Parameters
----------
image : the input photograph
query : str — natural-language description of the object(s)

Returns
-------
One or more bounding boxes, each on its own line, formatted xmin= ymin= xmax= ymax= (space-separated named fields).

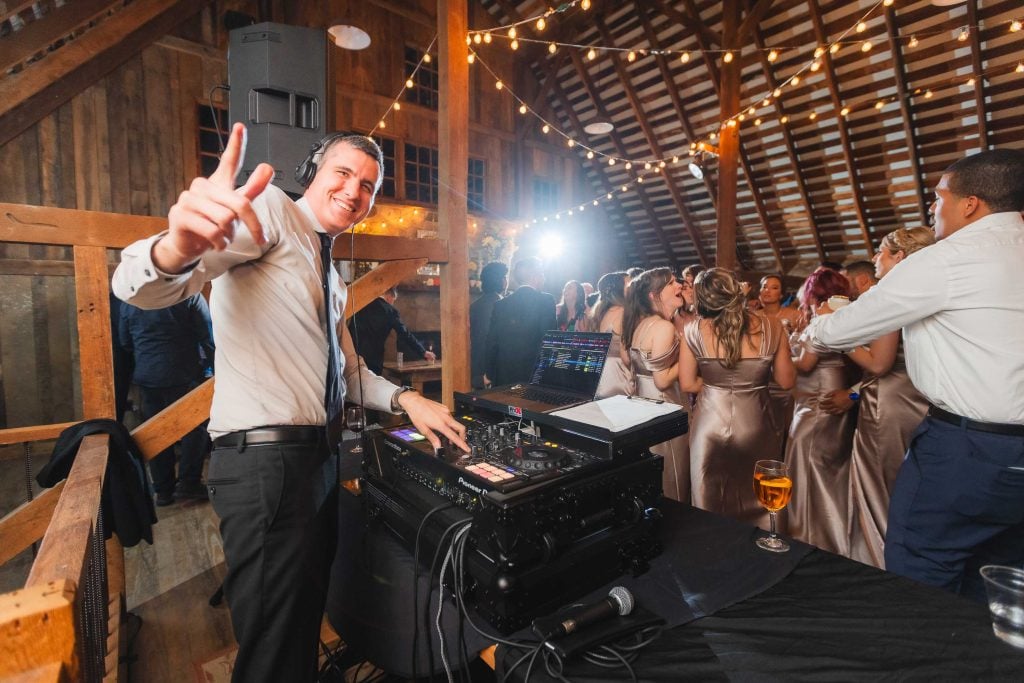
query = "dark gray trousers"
xmin=208 ymin=436 xmax=338 ymax=683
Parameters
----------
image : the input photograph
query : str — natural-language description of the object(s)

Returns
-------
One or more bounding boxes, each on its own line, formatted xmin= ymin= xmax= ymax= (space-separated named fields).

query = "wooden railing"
xmin=0 ymin=201 xmax=435 ymax=679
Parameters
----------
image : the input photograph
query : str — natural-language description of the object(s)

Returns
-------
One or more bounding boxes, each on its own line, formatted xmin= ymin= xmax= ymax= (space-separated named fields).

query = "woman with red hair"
xmin=785 ymin=268 xmax=857 ymax=555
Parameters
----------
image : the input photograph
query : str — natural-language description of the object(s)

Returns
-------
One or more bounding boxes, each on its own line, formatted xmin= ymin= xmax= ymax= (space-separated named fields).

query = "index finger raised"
xmin=209 ymin=122 xmax=247 ymax=188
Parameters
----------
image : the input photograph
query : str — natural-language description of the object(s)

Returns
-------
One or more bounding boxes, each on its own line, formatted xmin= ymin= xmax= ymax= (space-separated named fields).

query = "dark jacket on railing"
xmin=37 ymin=419 xmax=157 ymax=547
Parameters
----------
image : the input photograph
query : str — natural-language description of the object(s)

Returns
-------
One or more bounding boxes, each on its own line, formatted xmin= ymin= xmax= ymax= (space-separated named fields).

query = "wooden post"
xmin=716 ymin=0 xmax=741 ymax=271
xmin=437 ymin=0 xmax=470 ymax=407
xmin=73 ymin=246 xmax=115 ymax=420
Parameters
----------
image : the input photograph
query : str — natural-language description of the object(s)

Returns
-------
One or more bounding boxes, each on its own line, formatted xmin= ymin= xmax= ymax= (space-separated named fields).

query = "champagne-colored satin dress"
xmin=684 ymin=316 xmax=780 ymax=527
xmin=785 ymin=341 xmax=856 ymax=555
xmin=847 ymin=345 xmax=929 ymax=567
xmin=595 ymin=328 xmax=634 ymax=399
xmin=629 ymin=321 xmax=689 ymax=503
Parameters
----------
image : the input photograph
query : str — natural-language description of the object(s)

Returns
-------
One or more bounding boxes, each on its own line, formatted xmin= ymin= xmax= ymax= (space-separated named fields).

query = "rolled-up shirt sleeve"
xmin=807 ymin=249 xmax=950 ymax=352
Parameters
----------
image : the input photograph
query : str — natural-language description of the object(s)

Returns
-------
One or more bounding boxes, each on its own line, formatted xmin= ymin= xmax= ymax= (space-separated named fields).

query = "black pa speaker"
xmin=228 ymin=22 xmax=326 ymax=195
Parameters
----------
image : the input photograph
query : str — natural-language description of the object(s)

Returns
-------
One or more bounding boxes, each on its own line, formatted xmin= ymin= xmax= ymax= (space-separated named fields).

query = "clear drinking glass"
xmin=753 ymin=459 xmax=793 ymax=553
xmin=346 ymin=406 xmax=365 ymax=454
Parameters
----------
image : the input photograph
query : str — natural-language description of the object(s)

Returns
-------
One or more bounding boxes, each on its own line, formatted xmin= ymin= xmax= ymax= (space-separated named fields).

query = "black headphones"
xmin=293 ymin=131 xmax=352 ymax=188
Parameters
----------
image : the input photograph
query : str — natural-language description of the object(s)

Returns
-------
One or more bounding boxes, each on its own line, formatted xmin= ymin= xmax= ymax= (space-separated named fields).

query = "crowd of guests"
xmin=470 ymin=244 xmax=933 ymax=564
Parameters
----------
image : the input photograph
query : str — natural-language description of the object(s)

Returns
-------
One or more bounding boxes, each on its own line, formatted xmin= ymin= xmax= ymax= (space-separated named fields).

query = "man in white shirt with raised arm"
xmin=113 ymin=123 xmax=468 ymax=682
xmin=805 ymin=149 xmax=1024 ymax=602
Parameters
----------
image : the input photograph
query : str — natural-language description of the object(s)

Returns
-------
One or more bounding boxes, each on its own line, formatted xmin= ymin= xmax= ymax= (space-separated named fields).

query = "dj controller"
xmin=361 ymin=404 xmax=683 ymax=632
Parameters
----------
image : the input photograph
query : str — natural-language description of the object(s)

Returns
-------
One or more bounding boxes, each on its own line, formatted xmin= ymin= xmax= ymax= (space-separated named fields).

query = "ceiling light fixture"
xmin=327 ymin=23 xmax=371 ymax=50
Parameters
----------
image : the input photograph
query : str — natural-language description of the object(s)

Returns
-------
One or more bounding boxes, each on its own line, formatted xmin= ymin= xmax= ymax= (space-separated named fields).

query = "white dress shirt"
xmin=806 ymin=211 xmax=1024 ymax=424
xmin=112 ymin=183 xmax=398 ymax=437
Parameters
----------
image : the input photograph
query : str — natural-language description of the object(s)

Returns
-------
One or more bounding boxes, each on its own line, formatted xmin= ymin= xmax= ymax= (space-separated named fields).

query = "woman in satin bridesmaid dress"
xmin=622 ymin=268 xmax=690 ymax=502
xmin=845 ymin=227 xmax=935 ymax=567
xmin=786 ymin=268 xmax=857 ymax=554
xmin=679 ymin=268 xmax=795 ymax=525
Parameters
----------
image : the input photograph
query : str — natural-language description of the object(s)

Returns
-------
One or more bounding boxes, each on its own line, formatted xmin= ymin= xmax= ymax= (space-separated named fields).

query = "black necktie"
xmin=319 ymin=232 xmax=344 ymax=454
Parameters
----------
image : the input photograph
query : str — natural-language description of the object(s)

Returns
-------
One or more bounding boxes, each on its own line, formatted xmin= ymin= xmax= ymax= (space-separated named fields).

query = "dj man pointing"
xmin=113 ymin=123 xmax=468 ymax=682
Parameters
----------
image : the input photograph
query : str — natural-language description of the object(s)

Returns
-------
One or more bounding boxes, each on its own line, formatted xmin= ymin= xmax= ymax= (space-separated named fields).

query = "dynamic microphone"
xmin=531 ymin=586 xmax=635 ymax=640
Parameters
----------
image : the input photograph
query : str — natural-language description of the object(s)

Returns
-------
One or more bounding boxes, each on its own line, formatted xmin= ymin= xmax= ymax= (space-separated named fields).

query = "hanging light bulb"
xmin=473 ymin=33 xmax=482 ymax=44
xmin=791 ymin=74 xmax=801 ymax=85
xmin=537 ymin=17 xmax=546 ymax=31
xmin=511 ymin=39 xmax=519 ymax=50
xmin=593 ymin=199 xmax=599 ymax=206
xmin=747 ymin=106 xmax=756 ymax=115
xmin=582 ymin=0 xmax=592 ymax=9
xmin=830 ymin=43 xmax=840 ymax=54
xmin=567 ymin=138 xmax=575 ymax=147
xmin=680 ymin=51 xmax=690 ymax=63
xmin=958 ymin=27 xmax=969 ymax=42
xmin=608 ymin=158 xmax=616 ymax=166
xmin=924 ymin=89 xmax=933 ymax=98
xmin=672 ymin=155 xmax=679 ymax=164
xmin=465 ymin=35 xmax=471 ymax=46
xmin=723 ymin=51 xmax=734 ymax=63
xmin=379 ymin=120 xmax=386 ymax=129
xmin=607 ymin=193 xmax=612 ymax=199
xmin=810 ymin=60 xmax=821 ymax=72
xmin=727 ymin=119 xmax=737 ymax=128
xmin=1011 ymin=20 xmax=1022 ymax=33
xmin=908 ymin=35 xmax=919 ymax=48
xmin=659 ymin=160 xmax=667 ymax=168
xmin=393 ymin=102 xmax=401 ymax=111
xmin=1017 ymin=61 xmax=1024 ymax=73
xmin=644 ymin=161 xmax=652 ymax=170
xmin=773 ymin=87 xmax=782 ymax=97
xmin=779 ymin=115 xmax=789 ymax=124
xmin=875 ymin=100 xmax=885 ymax=110
xmin=467 ymin=53 xmax=475 ymax=64
xmin=423 ymin=53 xmax=431 ymax=63
xmin=625 ymin=161 xmax=633 ymax=170
xmin=856 ymin=21 xmax=867 ymax=33
xmin=542 ymin=124 xmax=550 ymax=134
xmin=587 ymin=47 xmax=597 ymax=61
xmin=883 ymin=0 xmax=893 ymax=5
xmin=967 ymin=76 xmax=976 ymax=86
xmin=754 ymin=118 xmax=762 ymax=126
xmin=809 ymin=111 xmax=817 ymax=120
xmin=494 ymin=80 xmax=503 ymax=91
xmin=483 ymin=32 xmax=492 ymax=44
xmin=767 ymin=49 xmax=778 ymax=62
xmin=621 ymin=185 xmax=627 ymax=192
xmin=508 ymin=27 xmax=517 ymax=39
xmin=628 ymin=50 xmax=637 ymax=62
xmin=405 ymin=78 xmax=415 ymax=88
xmin=861 ymin=40 xmax=872 ymax=52
xmin=709 ymin=131 xmax=718 ymax=140
xmin=519 ymin=103 xmax=527 ymax=114
xmin=840 ymin=106 xmax=850 ymax=116
xmin=763 ymin=97 xmax=771 ymax=106
xmin=548 ymin=42 xmax=557 ymax=54
xmin=586 ymin=150 xmax=594 ymax=159
xmin=637 ymin=175 xmax=644 ymax=183
xmin=738 ymin=113 xmax=746 ymax=121
xmin=814 ymin=46 xmax=825 ymax=59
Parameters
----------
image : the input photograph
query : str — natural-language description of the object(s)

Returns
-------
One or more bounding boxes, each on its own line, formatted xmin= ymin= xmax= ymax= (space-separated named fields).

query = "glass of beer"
xmin=754 ymin=459 xmax=792 ymax=553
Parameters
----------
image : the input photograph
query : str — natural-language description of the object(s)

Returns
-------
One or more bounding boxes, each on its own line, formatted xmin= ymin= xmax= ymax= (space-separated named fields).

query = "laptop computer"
xmin=467 ymin=331 xmax=613 ymax=417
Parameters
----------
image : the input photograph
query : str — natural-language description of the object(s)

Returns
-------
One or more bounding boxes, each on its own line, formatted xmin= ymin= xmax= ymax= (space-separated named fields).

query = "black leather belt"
xmin=928 ymin=406 xmax=1024 ymax=437
xmin=213 ymin=426 xmax=323 ymax=449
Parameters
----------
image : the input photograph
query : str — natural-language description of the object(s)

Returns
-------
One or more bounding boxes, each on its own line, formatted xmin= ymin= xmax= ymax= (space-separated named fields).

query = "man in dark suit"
xmin=470 ymin=262 xmax=508 ymax=388
xmin=484 ymin=257 xmax=556 ymax=387
xmin=349 ymin=287 xmax=434 ymax=375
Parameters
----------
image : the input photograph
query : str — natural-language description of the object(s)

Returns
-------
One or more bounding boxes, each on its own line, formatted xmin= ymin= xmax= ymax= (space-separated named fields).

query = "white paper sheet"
xmin=550 ymin=395 xmax=683 ymax=432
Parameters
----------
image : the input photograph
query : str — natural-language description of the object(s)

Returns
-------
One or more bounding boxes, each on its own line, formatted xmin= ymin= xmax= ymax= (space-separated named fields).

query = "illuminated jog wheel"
xmin=507 ymin=447 xmax=568 ymax=472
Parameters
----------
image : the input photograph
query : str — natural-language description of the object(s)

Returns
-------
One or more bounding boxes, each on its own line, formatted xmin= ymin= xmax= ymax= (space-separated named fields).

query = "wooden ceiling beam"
xmin=649 ymin=0 xmax=723 ymax=48
xmin=671 ymin=1 xmax=785 ymax=271
xmin=965 ymin=0 xmax=990 ymax=149
xmin=883 ymin=4 xmax=929 ymax=228
xmin=735 ymin=0 xmax=775 ymax=44
xmin=593 ymin=16 xmax=709 ymax=268
xmin=0 ymin=0 xmax=122 ymax=75
xmin=751 ymin=25 xmax=826 ymax=263
xmin=807 ymin=0 xmax=874 ymax=254
xmin=566 ymin=49 xmax=681 ymax=269
xmin=548 ymin=78 xmax=652 ymax=266
xmin=0 ymin=0 xmax=212 ymax=148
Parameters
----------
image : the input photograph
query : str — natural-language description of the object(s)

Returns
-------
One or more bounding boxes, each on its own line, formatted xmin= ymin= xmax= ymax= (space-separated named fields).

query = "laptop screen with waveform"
xmin=529 ymin=331 xmax=612 ymax=397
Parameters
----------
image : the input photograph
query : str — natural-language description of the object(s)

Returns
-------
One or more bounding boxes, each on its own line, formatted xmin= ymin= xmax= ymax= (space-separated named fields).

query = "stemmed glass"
xmin=346 ymin=406 xmax=366 ymax=454
xmin=753 ymin=459 xmax=793 ymax=553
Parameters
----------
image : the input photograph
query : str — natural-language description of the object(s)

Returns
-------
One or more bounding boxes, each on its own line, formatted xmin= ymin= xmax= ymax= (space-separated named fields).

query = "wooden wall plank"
xmin=0 ymin=481 xmax=66 ymax=566
xmin=72 ymin=247 xmax=115 ymax=420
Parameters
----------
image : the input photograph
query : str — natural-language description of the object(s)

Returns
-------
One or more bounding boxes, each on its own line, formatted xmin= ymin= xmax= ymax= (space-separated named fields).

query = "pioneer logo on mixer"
xmin=457 ymin=476 xmax=485 ymax=495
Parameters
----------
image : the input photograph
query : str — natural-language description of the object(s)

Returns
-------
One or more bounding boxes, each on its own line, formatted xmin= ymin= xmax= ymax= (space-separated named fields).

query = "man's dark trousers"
xmin=139 ymin=383 xmax=208 ymax=494
xmin=208 ymin=436 xmax=338 ymax=683
xmin=885 ymin=416 xmax=1024 ymax=602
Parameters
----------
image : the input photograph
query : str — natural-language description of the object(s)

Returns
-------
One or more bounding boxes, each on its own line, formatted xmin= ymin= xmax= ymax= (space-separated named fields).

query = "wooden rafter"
xmin=0 ymin=0 xmax=122 ymax=75
xmin=650 ymin=0 xmax=722 ymax=48
xmin=807 ymin=0 xmax=874 ymax=253
xmin=566 ymin=49 xmax=681 ymax=268
xmin=883 ymin=5 xmax=929 ymax=227
xmin=593 ymin=16 xmax=709 ymax=267
xmin=0 ymin=0 xmax=212 ymax=147
xmin=735 ymin=0 xmax=775 ymax=44
xmin=667 ymin=0 xmax=785 ymax=270
xmin=965 ymin=0 xmax=989 ymax=149
xmin=751 ymin=26 xmax=827 ymax=263
xmin=516 ymin=51 xmax=572 ymax=140
xmin=548 ymin=78 xmax=652 ymax=265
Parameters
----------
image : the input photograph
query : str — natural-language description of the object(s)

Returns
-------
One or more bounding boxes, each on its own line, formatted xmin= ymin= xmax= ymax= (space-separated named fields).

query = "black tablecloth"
xmin=496 ymin=504 xmax=1024 ymax=682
